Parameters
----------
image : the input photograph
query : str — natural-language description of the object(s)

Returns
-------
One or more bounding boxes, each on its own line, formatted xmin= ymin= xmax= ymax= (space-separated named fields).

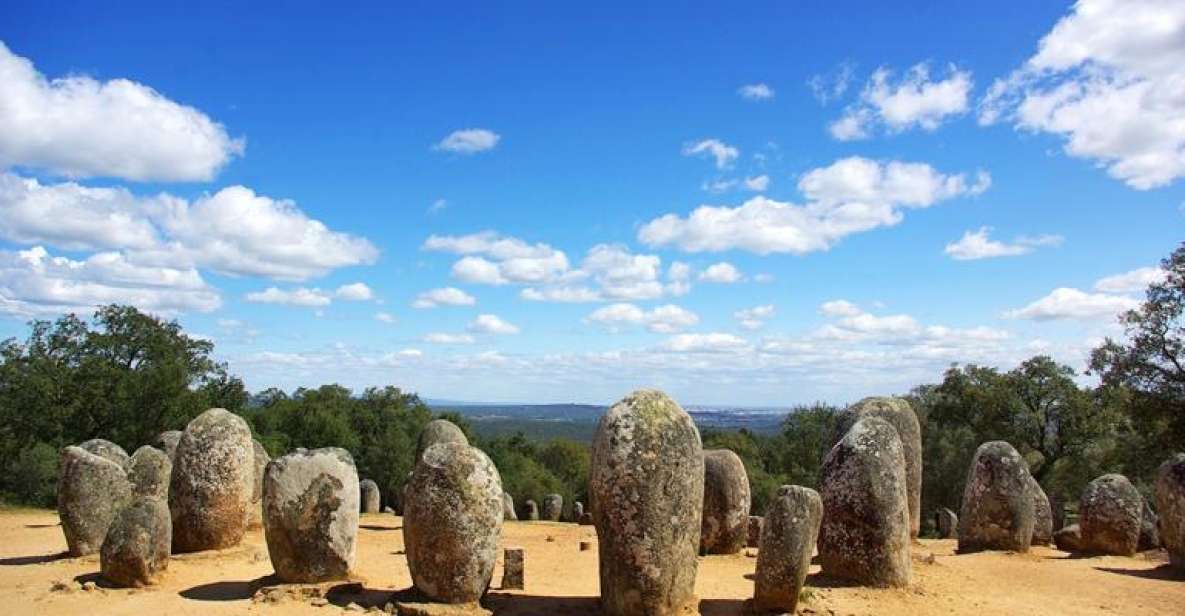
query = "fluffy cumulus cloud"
xmin=423 ymin=332 xmax=475 ymax=345
xmin=433 ymin=128 xmax=500 ymax=154
xmin=699 ymin=262 xmax=743 ymax=283
xmin=245 ymin=286 xmax=332 ymax=307
xmin=819 ymin=299 xmax=863 ymax=317
xmin=1093 ymin=266 xmax=1166 ymax=293
xmin=586 ymin=303 xmax=699 ymax=334
xmin=979 ymin=0 xmax=1185 ymax=189
xmin=738 ymin=83 xmax=775 ymax=100
xmin=412 ymin=287 xmax=476 ymax=309
xmin=639 ymin=157 xmax=990 ymax=254
xmin=374 ymin=312 xmax=396 ymax=324
xmin=467 ymin=313 xmax=520 ymax=335
xmin=424 ymin=231 xmax=569 ymax=285
xmin=0 ymin=42 xmax=243 ymax=182
xmin=1005 ymin=265 xmax=1163 ymax=321
xmin=944 ymin=227 xmax=1063 ymax=260
xmin=659 ymin=332 xmax=750 ymax=353
xmin=734 ymin=304 xmax=775 ymax=330
xmin=334 ymin=282 xmax=374 ymax=301
xmin=682 ymin=138 xmax=739 ymax=169
xmin=830 ymin=63 xmax=972 ymax=140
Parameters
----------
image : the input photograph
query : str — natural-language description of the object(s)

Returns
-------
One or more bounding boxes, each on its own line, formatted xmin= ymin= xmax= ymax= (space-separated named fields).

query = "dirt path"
xmin=1 ymin=509 xmax=1181 ymax=615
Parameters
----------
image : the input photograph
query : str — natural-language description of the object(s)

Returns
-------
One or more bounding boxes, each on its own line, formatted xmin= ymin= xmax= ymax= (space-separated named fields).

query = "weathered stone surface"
xmin=818 ymin=417 xmax=911 ymax=587
xmin=154 ymin=430 xmax=182 ymax=462
xmin=360 ymin=479 xmax=381 ymax=513
xmin=935 ymin=508 xmax=958 ymax=539
xmin=384 ymin=506 xmax=396 ymax=514
xmin=1029 ymin=476 xmax=1053 ymax=546
xmin=128 ymin=445 xmax=171 ymax=500
xmin=1054 ymin=523 xmax=1082 ymax=552
xmin=958 ymin=441 xmax=1034 ymax=553
xmin=747 ymin=516 xmax=763 ymax=548
xmin=1050 ymin=494 xmax=1066 ymax=532
xmin=502 ymin=492 xmax=517 ymax=521
xmin=1156 ymin=453 xmax=1185 ymax=568
xmin=415 ymin=419 xmax=468 ymax=461
xmin=1139 ymin=499 xmax=1160 ymax=551
xmin=501 ymin=548 xmax=524 ymax=590
xmin=590 ymin=389 xmax=704 ymax=616
xmin=263 ymin=447 xmax=360 ymax=583
xmin=79 ymin=438 xmax=130 ymax=469
xmin=404 ymin=443 xmax=503 ymax=603
xmin=834 ymin=396 xmax=923 ymax=539
xmin=701 ymin=449 xmax=751 ymax=554
xmin=100 ymin=496 xmax=171 ymax=587
xmin=251 ymin=440 xmax=270 ymax=528
xmin=541 ymin=494 xmax=563 ymax=521
xmin=1080 ymin=473 xmax=1142 ymax=556
xmin=169 ymin=408 xmax=255 ymax=553
xmin=754 ymin=486 xmax=822 ymax=614
xmin=572 ymin=501 xmax=584 ymax=521
xmin=58 ymin=445 xmax=134 ymax=556
xmin=578 ymin=512 xmax=592 ymax=525
xmin=523 ymin=500 xmax=539 ymax=521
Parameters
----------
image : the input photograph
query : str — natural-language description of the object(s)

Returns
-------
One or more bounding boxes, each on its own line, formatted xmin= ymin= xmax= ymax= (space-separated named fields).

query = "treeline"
xmin=2 ymin=244 xmax=1182 ymax=529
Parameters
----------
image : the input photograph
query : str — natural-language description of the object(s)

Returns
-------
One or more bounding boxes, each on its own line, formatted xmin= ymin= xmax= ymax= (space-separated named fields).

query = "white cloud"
xmin=412 ymin=287 xmax=476 ymax=309
xmin=335 ymin=282 xmax=373 ymax=301
xmin=809 ymin=63 xmax=855 ymax=105
xmin=468 ymin=313 xmax=520 ymax=335
xmin=427 ymin=199 xmax=448 ymax=215
xmin=0 ymin=173 xmax=160 ymax=251
xmin=433 ymin=128 xmax=500 ymax=154
xmin=0 ymin=42 xmax=242 ymax=182
xmin=245 ymin=286 xmax=332 ymax=307
xmin=1004 ymin=287 xmax=1138 ymax=320
xmin=738 ymin=83 xmax=775 ymax=100
xmin=979 ymin=0 xmax=1185 ymax=189
xmin=374 ymin=312 xmax=396 ymax=324
xmin=424 ymin=231 xmax=569 ymax=285
xmin=744 ymin=175 xmax=770 ymax=191
xmin=423 ymin=333 xmax=475 ymax=345
xmin=735 ymin=304 xmax=775 ymax=330
xmin=586 ymin=303 xmax=699 ymax=334
xmin=520 ymin=286 xmax=601 ymax=303
xmin=0 ymin=245 xmax=220 ymax=316
xmin=1094 ymin=266 xmax=1166 ymax=294
xmin=819 ymin=299 xmax=863 ymax=318
xmin=639 ymin=157 xmax=989 ymax=254
xmin=831 ymin=63 xmax=972 ymax=140
xmin=699 ymin=262 xmax=743 ymax=283
xmin=659 ymin=332 xmax=750 ymax=353
xmin=580 ymin=244 xmax=664 ymax=300
xmin=682 ymin=139 xmax=740 ymax=169
xmin=944 ymin=227 xmax=1063 ymax=260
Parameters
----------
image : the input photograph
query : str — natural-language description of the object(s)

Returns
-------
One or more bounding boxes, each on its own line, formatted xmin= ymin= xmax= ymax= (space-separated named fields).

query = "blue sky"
xmin=0 ymin=1 xmax=1182 ymax=405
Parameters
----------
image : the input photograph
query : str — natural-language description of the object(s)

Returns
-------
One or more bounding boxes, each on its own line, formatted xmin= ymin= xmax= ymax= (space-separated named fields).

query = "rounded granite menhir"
xmin=701 ymin=449 xmax=751 ymax=554
xmin=168 ymin=408 xmax=255 ymax=553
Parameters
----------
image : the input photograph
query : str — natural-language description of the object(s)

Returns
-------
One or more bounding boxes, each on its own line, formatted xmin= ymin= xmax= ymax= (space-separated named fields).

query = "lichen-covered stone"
xmin=79 ymin=438 xmax=130 ymax=469
xmin=503 ymin=492 xmax=517 ymax=521
xmin=263 ymin=447 xmax=360 ymax=583
xmin=58 ymin=446 xmax=134 ymax=556
xmin=958 ymin=441 xmax=1034 ymax=553
xmin=754 ymin=486 xmax=822 ymax=614
xmin=404 ymin=443 xmax=503 ymax=603
xmin=589 ymin=389 xmax=704 ymax=616
xmin=747 ymin=516 xmax=763 ymax=548
xmin=523 ymin=500 xmax=539 ymax=521
xmin=1156 ymin=454 xmax=1185 ymax=568
xmin=415 ymin=419 xmax=468 ymax=461
xmin=100 ymin=496 xmax=171 ymax=587
xmin=1139 ymin=498 xmax=1160 ymax=551
xmin=1054 ymin=523 xmax=1082 ymax=551
xmin=541 ymin=493 xmax=563 ymax=521
xmin=501 ymin=548 xmax=524 ymax=590
xmin=834 ymin=396 xmax=922 ymax=538
xmin=935 ymin=508 xmax=957 ymax=539
xmin=250 ymin=440 xmax=270 ymax=528
xmin=701 ymin=449 xmax=751 ymax=554
xmin=153 ymin=430 xmax=182 ymax=462
xmin=128 ymin=445 xmax=171 ymax=500
xmin=168 ymin=408 xmax=255 ymax=552
xmin=360 ymin=479 xmax=381 ymax=513
xmin=1080 ymin=473 xmax=1141 ymax=556
xmin=1029 ymin=476 xmax=1053 ymax=546
xmin=572 ymin=501 xmax=584 ymax=521
xmin=818 ymin=417 xmax=911 ymax=587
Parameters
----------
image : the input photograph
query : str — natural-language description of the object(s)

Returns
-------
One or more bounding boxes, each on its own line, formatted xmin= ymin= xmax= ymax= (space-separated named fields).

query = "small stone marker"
xmin=502 ymin=548 xmax=524 ymax=590
xmin=747 ymin=515 xmax=763 ymax=548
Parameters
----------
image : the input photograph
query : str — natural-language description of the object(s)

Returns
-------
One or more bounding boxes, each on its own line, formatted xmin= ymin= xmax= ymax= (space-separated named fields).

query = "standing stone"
xmin=1050 ymin=494 xmax=1067 ymax=532
xmin=1054 ymin=523 xmax=1082 ymax=552
xmin=1156 ymin=454 xmax=1185 ymax=568
xmin=818 ymin=417 xmax=911 ymax=587
xmin=834 ymin=397 xmax=923 ymax=539
xmin=701 ymin=449 xmax=751 ymax=554
xmin=263 ymin=447 xmax=360 ymax=583
xmin=80 ymin=438 xmax=131 ymax=469
xmin=935 ymin=508 xmax=958 ymax=539
xmin=523 ymin=500 xmax=539 ymax=521
xmin=250 ymin=440 xmax=270 ymax=528
xmin=1139 ymin=499 xmax=1160 ymax=551
xmin=589 ymin=390 xmax=704 ymax=616
xmin=404 ymin=443 xmax=503 ymax=603
xmin=747 ymin=516 xmax=763 ymax=548
xmin=415 ymin=419 xmax=468 ymax=461
xmin=360 ymin=479 xmax=381 ymax=513
xmin=128 ymin=445 xmax=172 ymax=500
xmin=1080 ymin=473 xmax=1142 ymax=556
xmin=100 ymin=496 xmax=171 ymax=587
xmin=1029 ymin=476 xmax=1053 ymax=546
xmin=578 ymin=512 xmax=593 ymax=525
xmin=501 ymin=548 xmax=524 ymax=590
xmin=572 ymin=501 xmax=584 ymax=521
xmin=958 ymin=441 xmax=1034 ymax=553
xmin=153 ymin=430 xmax=182 ymax=462
xmin=58 ymin=446 xmax=134 ymax=556
xmin=541 ymin=494 xmax=563 ymax=521
xmin=754 ymin=486 xmax=822 ymax=614
xmin=168 ymin=408 xmax=255 ymax=553
xmin=503 ymin=492 xmax=518 ymax=521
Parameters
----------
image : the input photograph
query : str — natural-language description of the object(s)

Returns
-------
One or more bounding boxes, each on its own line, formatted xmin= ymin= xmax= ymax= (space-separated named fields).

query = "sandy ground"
xmin=1 ymin=508 xmax=1182 ymax=615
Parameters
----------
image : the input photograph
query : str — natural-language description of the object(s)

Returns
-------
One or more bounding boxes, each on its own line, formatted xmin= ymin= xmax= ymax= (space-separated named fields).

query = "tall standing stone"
xmin=1029 ymin=476 xmax=1053 ymax=546
xmin=168 ymin=408 xmax=254 ymax=553
xmin=523 ymin=499 xmax=539 ymax=521
xmin=80 ymin=438 xmax=131 ymax=469
xmin=415 ymin=419 xmax=468 ymax=461
xmin=58 ymin=446 xmax=134 ymax=556
xmin=958 ymin=441 xmax=1034 ymax=553
xmin=572 ymin=501 xmax=584 ymax=521
xmin=541 ymin=493 xmax=563 ymax=521
xmin=263 ymin=448 xmax=360 ymax=583
xmin=404 ymin=443 xmax=503 ymax=603
xmin=1139 ymin=499 xmax=1160 ymax=551
xmin=154 ymin=430 xmax=182 ymax=462
xmin=250 ymin=440 xmax=270 ymax=528
xmin=747 ymin=516 xmax=763 ymax=548
xmin=754 ymin=486 xmax=822 ymax=614
xmin=1080 ymin=473 xmax=1142 ymax=556
xmin=935 ymin=508 xmax=958 ymax=539
xmin=128 ymin=445 xmax=172 ymax=500
xmin=834 ymin=397 xmax=923 ymax=539
xmin=100 ymin=496 xmax=171 ymax=587
xmin=1156 ymin=454 xmax=1185 ymax=568
xmin=501 ymin=548 xmax=524 ymax=590
xmin=701 ymin=449 xmax=751 ymax=554
xmin=503 ymin=492 xmax=518 ymax=521
xmin=360 ymin=479 xmax=381 ymax=513
xmin=818 ymin=417 xmax=911 ymax=587
xmin=589 ymin=390 xmax=704 ymax=616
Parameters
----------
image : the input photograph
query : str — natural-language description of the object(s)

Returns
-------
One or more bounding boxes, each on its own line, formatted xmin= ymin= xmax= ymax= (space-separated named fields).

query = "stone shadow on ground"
xmin=483 ymin=592 xmax=600 ymax=616
xmin=359 ymin=524 xmax=401 ymax=532
xmin=1095 ymin=565 xmax=1185 ymax=581
xmin=73 ymin=571 xmax=121 ymax=589
xmin=698 ymin=598 xmax=748 ymax=615
xmin=0 ymin=551 xmax=68 ymax=566
xmin=179 ymin=575 xmax=273 ymax=601
xmin=804 ymin=571 xmax=865 ymax=588
xmin=326 ymin=582 xmax=396 ymax=608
